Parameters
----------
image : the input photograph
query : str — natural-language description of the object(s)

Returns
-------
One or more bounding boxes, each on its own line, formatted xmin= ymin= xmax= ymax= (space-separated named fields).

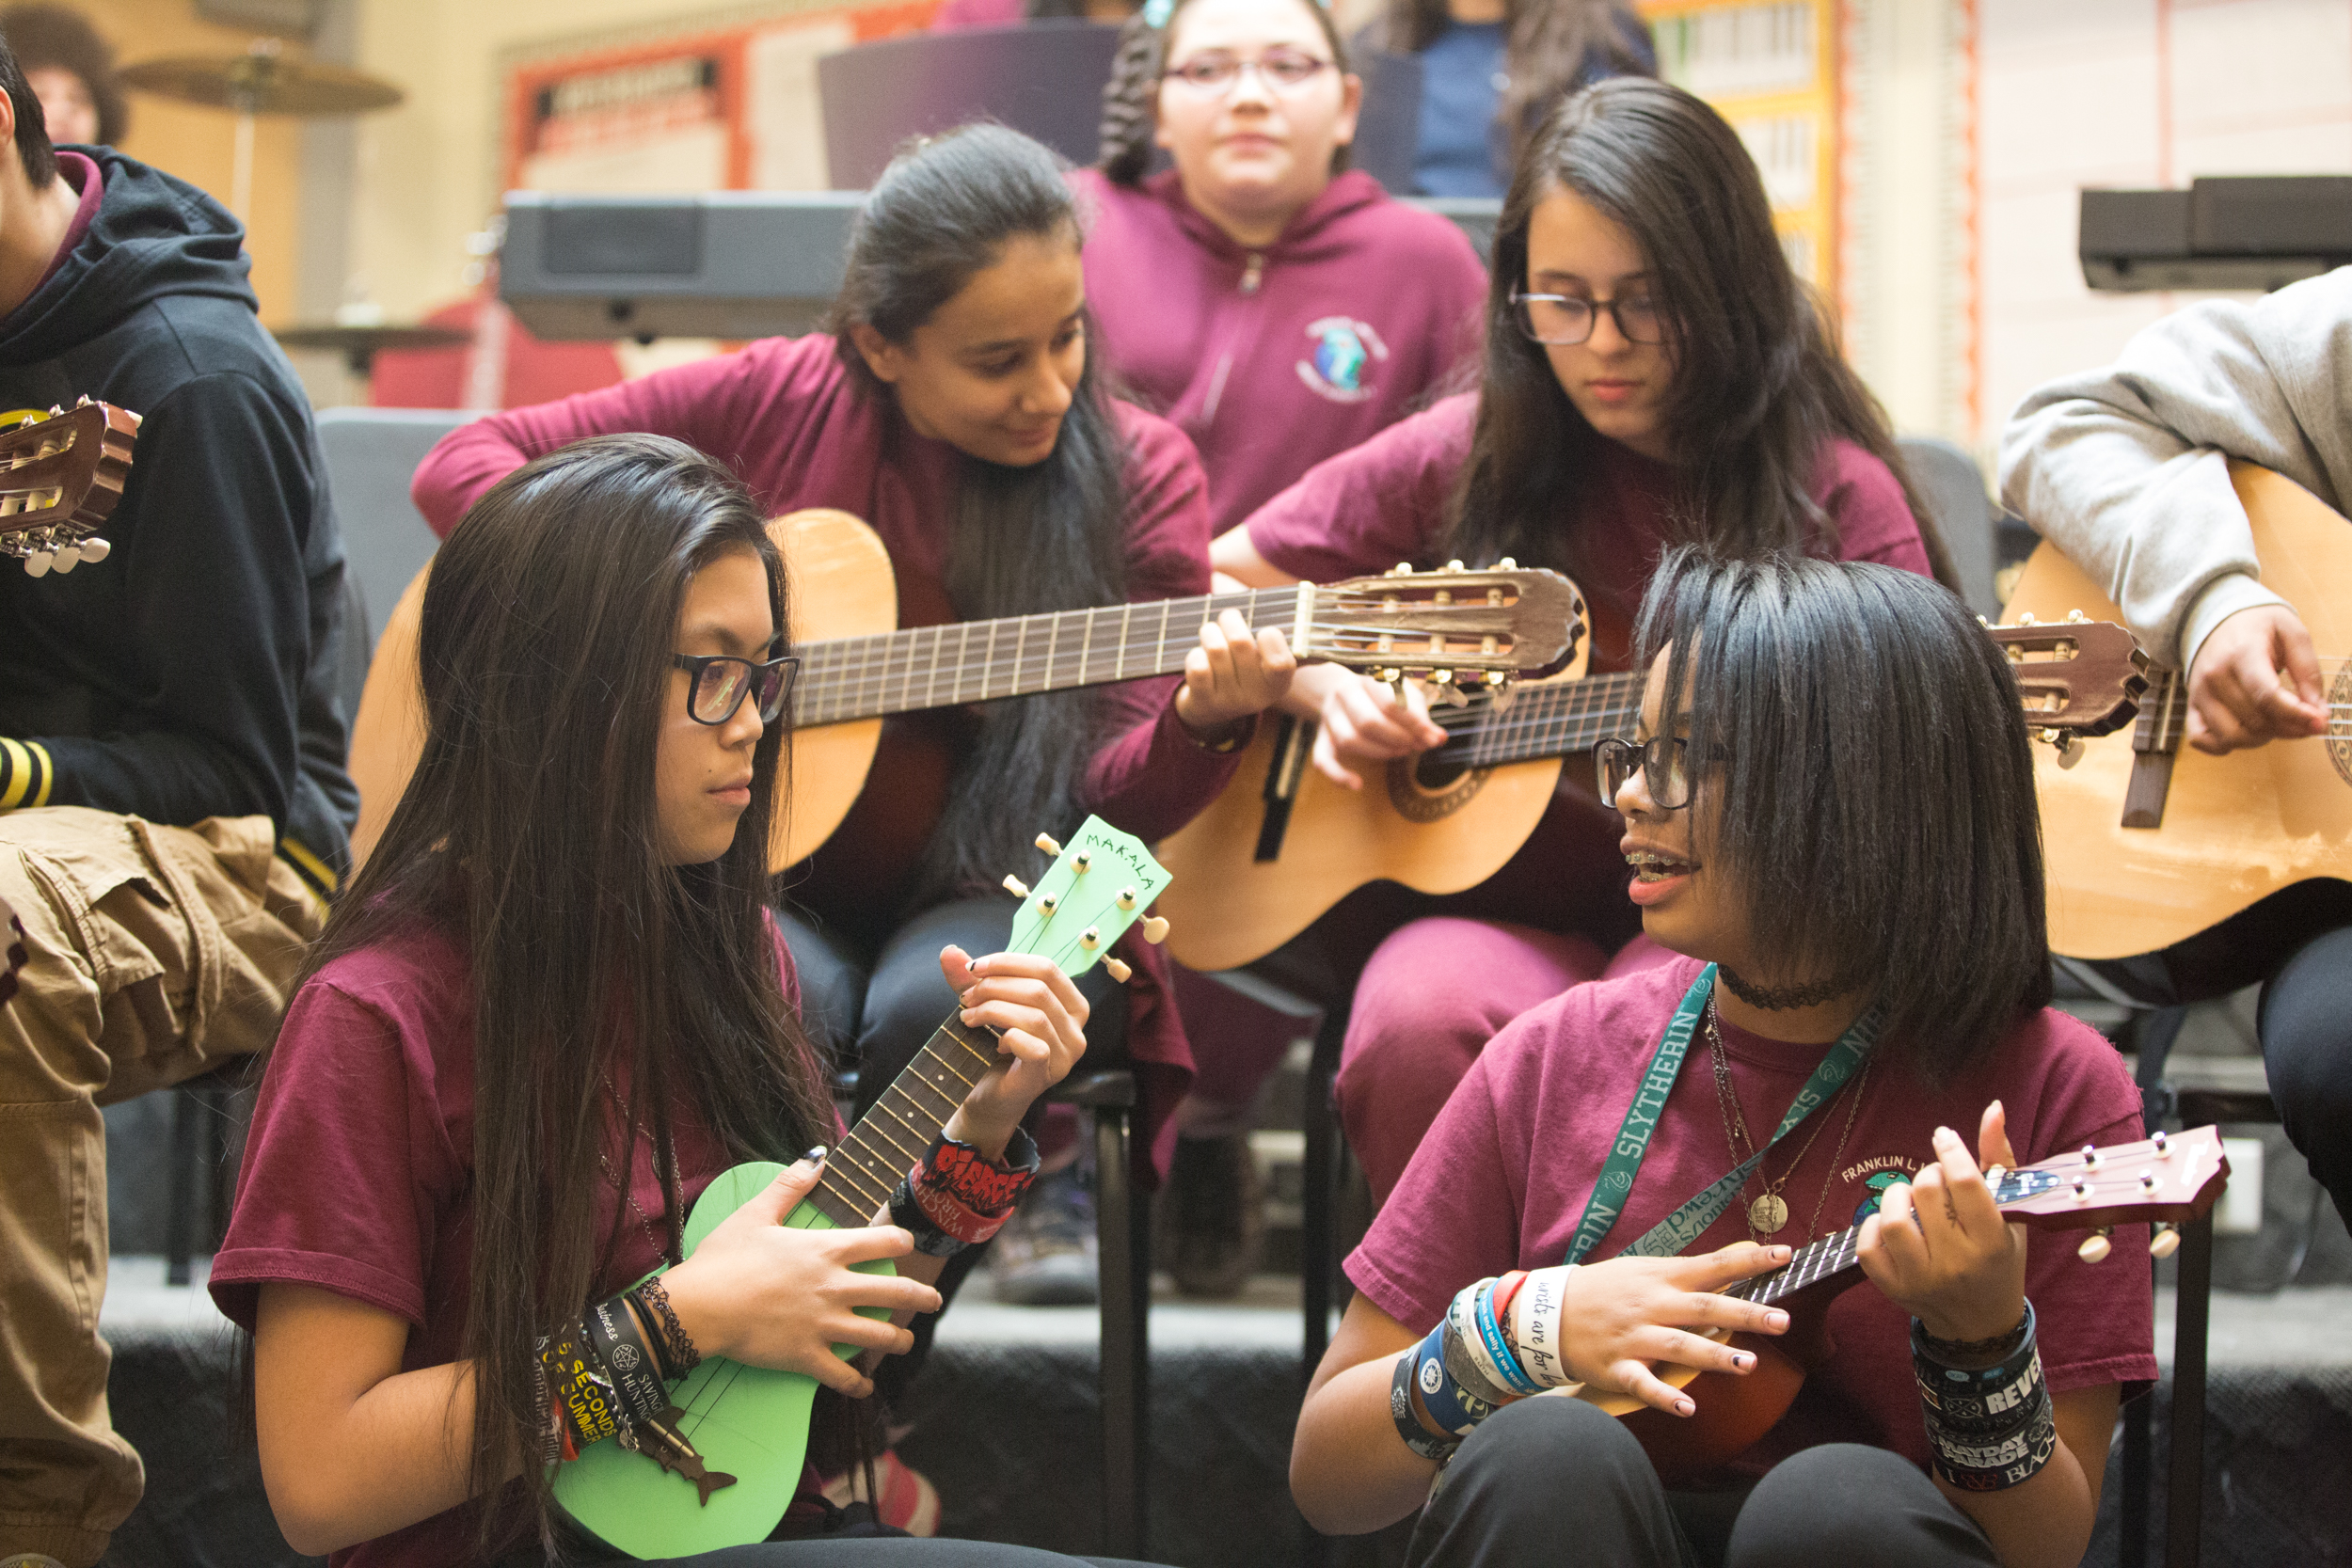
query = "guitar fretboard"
xmin=1422 ymin=668 xmax=1647 ymax=768
xmin=802 ymin=1018 xmax=1006 ymax=1227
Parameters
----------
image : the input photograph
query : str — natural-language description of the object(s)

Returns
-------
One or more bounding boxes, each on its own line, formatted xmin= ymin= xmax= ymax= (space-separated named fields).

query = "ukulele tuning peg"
xmin=1037 ymin=892 xmax=1059 ymax=917
xmin=1080 ymin=926 xmax=1101 ymax=950
xmin=2149 ymin=1224 xmax=2182 ymax=1259
xmin=2078 ymin=1227 xmax=2114 ymax=1264
xmin=1140 ymin=915 xmax=1169 ymax=944
xmin=1003 ymin=874 xmax=1032 ymax=899
xmin=1103 ymin=956 xmax=1133 ymax=984
xmin=1116 ymin=887 xmax=1137 ymax=911
xmin=1072 ymin=851 xmax=1091 ymax=874
xmin=1034 ymin=832 xmax=1062 ymax=856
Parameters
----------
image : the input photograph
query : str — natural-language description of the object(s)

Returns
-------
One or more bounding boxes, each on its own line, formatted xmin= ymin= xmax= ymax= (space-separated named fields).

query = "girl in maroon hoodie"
xmin=411 ymin=127 xmax=1294 ymax=1385
xmin=1078 ymin=0 xmax=1489 ymax=539
xmin=1211 ymin=79 xmax=1956 ymax=1212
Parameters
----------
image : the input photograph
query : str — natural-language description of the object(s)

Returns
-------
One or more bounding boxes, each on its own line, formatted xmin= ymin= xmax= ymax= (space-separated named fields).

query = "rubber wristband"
xmin=1510 ymin=1266 xmax=1583 ymax=1393
xmin=586 ymin=1292 xmax=669 ymax=1426
xmin=1440 ymin=1300 xmax=1518 ymax=1407
xmin=1472 ymin=1277 xmax=1544 ymax=1396
xmin=1390 ymin=1351 xmax=1459 ymax=1462
xmin=1445 ymin=1282 xmax=1517 ymax=1401
xmin=543 ymin=1322 xmax=619 ymax=1447
xmin=1489 ymin=1270 xmax=1530 ymax=1332
xmin=1415 ymin=1320 xmax=1499 ymax=1436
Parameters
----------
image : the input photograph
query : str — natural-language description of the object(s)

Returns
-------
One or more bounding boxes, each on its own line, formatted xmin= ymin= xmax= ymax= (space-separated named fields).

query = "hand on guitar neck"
xmin=1277 ymin=664 xmax=1451 ymax=791
xmin=1174 ymin=606 xmax=1298 ymax=742
xmin=2186 ymin=603 xmax=2327 ymax=752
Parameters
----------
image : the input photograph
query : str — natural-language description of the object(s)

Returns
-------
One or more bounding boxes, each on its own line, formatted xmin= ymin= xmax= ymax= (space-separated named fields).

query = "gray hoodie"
xmin=1997 ymin=265 xmax=2352 ymax=672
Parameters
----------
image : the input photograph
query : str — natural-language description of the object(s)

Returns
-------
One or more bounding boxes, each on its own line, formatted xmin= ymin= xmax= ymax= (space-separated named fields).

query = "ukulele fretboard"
xmin=1719 ymin=1170 xmax=2054 ymax=1307
xmin=802 ymin=1018 xmax=1006 ymax=1227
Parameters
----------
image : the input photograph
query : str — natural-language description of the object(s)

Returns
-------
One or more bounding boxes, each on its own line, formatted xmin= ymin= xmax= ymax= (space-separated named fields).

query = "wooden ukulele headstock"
xmin=1993 ymin=1124 xmax=2229 ymax=1260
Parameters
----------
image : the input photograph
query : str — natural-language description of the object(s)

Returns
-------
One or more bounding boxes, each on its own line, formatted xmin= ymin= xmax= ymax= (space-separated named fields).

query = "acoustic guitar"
xmin=1591 ymin=1124 xmax=2229 ymax=1483
xmin=1152 ymin=614 xmax=2149 ymax=973
xmin=346 ymin=510 xmax=1585 ymax=871
xmin=2002 ymin=461 xmax=2352 ymax=959
xmin=0 ymin=398 xmax=140 ymax=575
xmin=553 ymin=816 xmax=1171 ymax=1558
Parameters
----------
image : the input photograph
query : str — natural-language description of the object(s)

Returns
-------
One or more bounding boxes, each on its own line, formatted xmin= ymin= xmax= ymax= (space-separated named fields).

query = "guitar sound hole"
xmin=2329 ymin=664 xmax=2352 ymax=789
xmin=1388 ymin=750 xmax=1489 ymax=823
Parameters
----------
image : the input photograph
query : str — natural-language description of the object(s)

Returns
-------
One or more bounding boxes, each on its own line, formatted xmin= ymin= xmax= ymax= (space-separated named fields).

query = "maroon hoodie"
xmin=1073 ymin=166 xmax=1487 ymax=538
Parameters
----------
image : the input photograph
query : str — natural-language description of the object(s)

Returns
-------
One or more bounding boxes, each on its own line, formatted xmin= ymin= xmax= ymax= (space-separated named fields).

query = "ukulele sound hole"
xmin=2330 ymin=664 xmax=2352 ymax=789
xmin=1389 ymin=751 xmax=1490 ymax=822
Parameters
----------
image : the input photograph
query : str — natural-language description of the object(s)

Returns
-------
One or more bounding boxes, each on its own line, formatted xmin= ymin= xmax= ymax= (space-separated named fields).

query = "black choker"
xmin=1716 ymin=965 xmax=1864 ymax=1011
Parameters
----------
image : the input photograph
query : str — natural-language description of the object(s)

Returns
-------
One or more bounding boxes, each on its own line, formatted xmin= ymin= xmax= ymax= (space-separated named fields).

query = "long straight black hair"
xmin=831 ymin=124 xmax=1130 ymax=905
xmin=278 ymin=436 xmax=838 ymax=1555
xmin=1635 ymin=549 xmax=2050 ymax=1080
xmin=1445 ymin=78 xmax=1957 ymax=598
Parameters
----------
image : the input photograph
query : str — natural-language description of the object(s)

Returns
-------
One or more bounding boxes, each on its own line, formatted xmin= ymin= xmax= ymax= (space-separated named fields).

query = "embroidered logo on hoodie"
xmin=1296 ymin=316 xmax=1390 ymax=404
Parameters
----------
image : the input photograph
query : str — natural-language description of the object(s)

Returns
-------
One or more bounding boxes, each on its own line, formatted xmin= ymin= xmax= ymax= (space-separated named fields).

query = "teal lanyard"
xmin=1564 ymin=963 xmax=1883 ymax=1266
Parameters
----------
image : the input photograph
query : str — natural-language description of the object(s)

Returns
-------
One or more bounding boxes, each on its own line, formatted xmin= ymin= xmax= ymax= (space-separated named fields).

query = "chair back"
xmin=1897 ymin=435 xmax=2000 ymax=619
xmin=316 ymin=407 xmax=466 ymax=653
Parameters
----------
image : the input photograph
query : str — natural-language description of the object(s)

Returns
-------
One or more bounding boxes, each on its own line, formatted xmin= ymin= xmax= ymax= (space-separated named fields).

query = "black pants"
xmin=1405 ymin=1399 xmax=1998 ymax=1568
xmin=2085 ymin=882 xmax=2352 ymax=1227
xmin=779 ymin=898 xmax=1131 ymax=1404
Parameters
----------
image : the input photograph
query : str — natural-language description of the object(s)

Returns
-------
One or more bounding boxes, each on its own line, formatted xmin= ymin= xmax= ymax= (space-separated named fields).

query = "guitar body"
xmin=346 ymin=510 xmax=897 ymax=872
xmin=552 ymin=1161 xmax=897 ymax=1559
xmin=2005 ymin=462 xmax=2352 ymax=959
xmin=1154 ymin=669 xmax=1587 ymax=975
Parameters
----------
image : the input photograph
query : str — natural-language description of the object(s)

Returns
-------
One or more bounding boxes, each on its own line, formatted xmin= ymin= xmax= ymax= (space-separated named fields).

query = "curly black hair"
xmin=1 ymin=5 xmax=125 ymax=149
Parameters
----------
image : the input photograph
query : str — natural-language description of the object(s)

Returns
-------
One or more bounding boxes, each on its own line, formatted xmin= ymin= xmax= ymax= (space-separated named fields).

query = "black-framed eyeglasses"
xmin=1594 ymin=735 xmax=1708 ymax=810
xmin=1162 ymin=48 xmax=1334 ymax=94
xmin=1511 ymin=292 xmax=1667 ymax=347
xmin=672 ymin=651 xmax=798 ymax=726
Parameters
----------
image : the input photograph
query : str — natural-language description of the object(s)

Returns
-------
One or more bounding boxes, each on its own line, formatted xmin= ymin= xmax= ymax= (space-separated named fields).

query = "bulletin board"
xmin=1639 ymin=0 xmax=1840 ymax=299
xmin=501 ymin=0 xmax=939 ymax=198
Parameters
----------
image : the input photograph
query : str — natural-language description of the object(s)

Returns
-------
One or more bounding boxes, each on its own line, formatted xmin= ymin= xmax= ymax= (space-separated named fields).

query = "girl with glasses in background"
xmin=1209 ymin=77 xmax=1955 ymax=1213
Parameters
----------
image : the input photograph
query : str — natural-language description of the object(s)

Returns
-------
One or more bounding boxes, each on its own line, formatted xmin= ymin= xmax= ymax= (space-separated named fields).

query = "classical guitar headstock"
xmin=0 ymin=399 xmax=140 ymax=577
xmin=1990 ymin=1124 xmax=2229 ymax=1263
xmin=1303 ymin=561 xmax=1586 ymax=706
xmin=1986 ymin=613 xmax=2148 ymax=764
xmin=1000 ymin=815 xmax=1172 ymax=986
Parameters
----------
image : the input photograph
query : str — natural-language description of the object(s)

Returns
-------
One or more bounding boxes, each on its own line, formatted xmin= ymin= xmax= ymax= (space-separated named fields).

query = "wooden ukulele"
xmin=0 ymin=399 xmax=140 ymax=576
xmin=2003 ymin=461 xmax=2352 ymax=958
xmin=552 ymin=816 xmax=1172 ymax=1557
xmin=1587 ymin=1125 xmax=2230 ymax=1483
xmin=345 ymin=510 xmax=1586 ymax=870
xmin=1153 ymin=615 xmax=2149 ymax=973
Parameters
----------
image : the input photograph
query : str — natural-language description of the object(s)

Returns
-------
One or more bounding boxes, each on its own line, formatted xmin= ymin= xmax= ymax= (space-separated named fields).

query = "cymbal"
xmin=119 ymin=46 xmax=403 ymax=117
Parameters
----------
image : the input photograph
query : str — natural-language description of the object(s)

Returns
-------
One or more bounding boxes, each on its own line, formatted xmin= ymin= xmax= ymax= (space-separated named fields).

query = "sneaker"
xmin=820 ymin=1448 xmax=941 ymax=1536
xmin=1162 ymin=1131 xmax=1265 ymax=1299
xmin=989 ymin=1162 xmax=1099 ymax=1306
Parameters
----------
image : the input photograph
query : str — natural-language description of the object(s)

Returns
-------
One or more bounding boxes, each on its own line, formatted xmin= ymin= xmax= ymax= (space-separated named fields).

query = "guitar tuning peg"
xmin=77 ymin=536 xmax=107 ymax=562
xmin=73 ymin=394 xmax=88 ymax=406
xmin=1103 ymin=956 xmax=1133 ymax=983
xmin=2149 ymin=1224 xmax=2182 ymax=1259
xmin=1116 ymin=887 xmax=1137 ymax=911
xmin=1443 ymin=559 xmax=1465 ymax=573
xmin=1002 ymin=874 xmax=1031 ymax=899
xmin=1977 ymin=615 xmax=1990 ymax=627
xmin=1080 ymin=926 xmax=1101 ymax=950
xmin=2078 ymin=1227 xmax=2113 ymax=1264
xmin=24 ymin=549 xmax=52 ymax=577
xmin=1034 ymin=832 xmax=1063 ymax=856
xmin=2044 ymin=731 xmax=2083 ymax=769
xmin=2017 ymin=611 xmax=2038 ymax=626
xmin=50 ymin=545 xmax=78 ymax=573
xmin=1498 ymin=556 xmax=1517 ymax=570
xmin=2067 ymin=609 xmax=2087 ymax=624
xmin=1141 ymin=915 xmax=1169 ymax=944
xmin=1390 ymin=562 xmax=1413 ymax=577
xmin=45 ymin=404 xmax=60 ymax=416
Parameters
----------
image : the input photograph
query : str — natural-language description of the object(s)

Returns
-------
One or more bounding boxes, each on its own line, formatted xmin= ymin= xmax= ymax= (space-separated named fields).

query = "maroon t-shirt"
xmin=210 ymin=919 xmax=825 ymax=1568
xmin=1347 ymin=956 xmax=2156 ymax=1477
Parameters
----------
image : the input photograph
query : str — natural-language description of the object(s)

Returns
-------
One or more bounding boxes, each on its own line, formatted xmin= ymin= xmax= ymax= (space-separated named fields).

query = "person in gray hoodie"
xmin=1999 ymin=265 xmax=2351 ymax=1230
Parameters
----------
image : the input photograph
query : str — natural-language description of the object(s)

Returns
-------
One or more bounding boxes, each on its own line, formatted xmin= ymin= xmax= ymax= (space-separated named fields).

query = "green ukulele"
xmin=552 ymin=816 xmax=1173 ymax=1558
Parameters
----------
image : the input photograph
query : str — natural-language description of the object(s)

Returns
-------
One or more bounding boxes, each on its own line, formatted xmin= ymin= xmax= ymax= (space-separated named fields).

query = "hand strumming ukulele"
xmin=550 ymin=816 xmax=1173 ymax=1559
xmin=345 ymin=510 xmax=1587 ymax=870
xmin=0 ymin=399 xmax=140 ymax=576
xmin=1152 ymin=616 xmax=2148 ymax=972
xmin=2004 ymin=460 xmax=2352 ymax=959
xmin=1581 ymin=1126 xmax=2229 ymax=1484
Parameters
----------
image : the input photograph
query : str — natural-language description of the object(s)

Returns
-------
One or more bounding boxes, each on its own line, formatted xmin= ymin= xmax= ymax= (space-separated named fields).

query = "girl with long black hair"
xmin=1210 ymin=77 xmax=1952 ymax=1210
xmin=213 ymin=436 xmax=1159 ymax=1567
xmin=1291 ymin=551 xmax=2153 ymax=1567
xmin=414 ymin=127 xmax=1292 ymax=1349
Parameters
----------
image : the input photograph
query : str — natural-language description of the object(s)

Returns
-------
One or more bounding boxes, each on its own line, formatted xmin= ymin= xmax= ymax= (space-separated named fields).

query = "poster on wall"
xmin=1640 ymin=0 xmax=1838 ymax=298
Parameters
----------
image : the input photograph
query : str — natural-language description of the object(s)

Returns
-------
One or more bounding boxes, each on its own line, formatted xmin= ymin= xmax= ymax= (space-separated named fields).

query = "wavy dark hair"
xmin=1097 ymin=0 xmax=1354 ymax=185
xmin=1444 ymin=79 xmax=1956 ymax=600
xmin=1375 ymin=0 xmax=1650 ymax=175
xmin=1 ymin=5 xmax=126 ymax=148
xmin=831 ymin=124 xmax=1129 ymax=904
xmin=1635 ymin=549 xmax=2050 ymax=1080
xmin=270 ymin=436 xmax=839 ymax=1555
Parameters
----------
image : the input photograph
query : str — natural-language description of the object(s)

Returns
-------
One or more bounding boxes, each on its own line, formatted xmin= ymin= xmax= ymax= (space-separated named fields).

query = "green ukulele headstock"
xmin=1001 ymin=815 xmax=1172 ymax=984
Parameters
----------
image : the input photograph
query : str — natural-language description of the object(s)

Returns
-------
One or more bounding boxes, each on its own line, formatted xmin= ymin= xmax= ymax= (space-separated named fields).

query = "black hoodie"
xmin=0 ymin=149 xmax=356 ymax=881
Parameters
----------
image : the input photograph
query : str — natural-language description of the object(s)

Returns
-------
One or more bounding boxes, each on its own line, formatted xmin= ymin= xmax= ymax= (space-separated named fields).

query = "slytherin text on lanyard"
xmin=1563 ymin=963 xmax=1883 ymax=1267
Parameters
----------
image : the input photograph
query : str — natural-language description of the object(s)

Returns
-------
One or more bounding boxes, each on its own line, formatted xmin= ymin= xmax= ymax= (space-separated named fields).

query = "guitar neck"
xmin=1422 ymin=668 xmax=1647 ymax=767
xmin=800 ymin=1014 xmax=1004 ymax=1227
xmin=795 ymin=587 xmax=1308 ymax=725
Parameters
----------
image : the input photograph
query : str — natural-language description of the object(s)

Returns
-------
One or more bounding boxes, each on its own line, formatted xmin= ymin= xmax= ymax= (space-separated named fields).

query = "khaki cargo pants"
xmin=0 ymin=806 xmax=324 ymax=1568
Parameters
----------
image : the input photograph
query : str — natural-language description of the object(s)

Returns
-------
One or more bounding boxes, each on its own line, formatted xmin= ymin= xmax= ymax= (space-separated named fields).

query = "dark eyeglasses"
xmin=1511 ymin=292 xmax=1667 ymax=347
xmin=1594 ymin=735 xmax=1709 ymax=810
xmin=1162 ymin=49 xmax=1334 ymax=94
xmin=672 ymin=651 xmax=798 ymax=726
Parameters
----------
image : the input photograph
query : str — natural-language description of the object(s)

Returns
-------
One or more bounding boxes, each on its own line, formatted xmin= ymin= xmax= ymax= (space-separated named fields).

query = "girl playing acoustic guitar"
xmin=1290 ymin=553 xmax=2153 ymax=1567
xmin=1209 ymin=78 xmax=1949 ymax=1210
xmin=211 ymin=438 xmax=1161 ymax=1568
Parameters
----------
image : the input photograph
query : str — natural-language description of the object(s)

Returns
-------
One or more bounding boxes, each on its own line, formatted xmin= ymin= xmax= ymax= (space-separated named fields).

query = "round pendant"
xmin=1749 ymin=1194 xmax=1789 ymax=1234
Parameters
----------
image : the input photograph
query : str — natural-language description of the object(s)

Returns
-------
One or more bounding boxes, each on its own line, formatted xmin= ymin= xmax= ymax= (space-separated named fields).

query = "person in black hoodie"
xmin=0 ymin=38 xmax=354 ymax=1568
